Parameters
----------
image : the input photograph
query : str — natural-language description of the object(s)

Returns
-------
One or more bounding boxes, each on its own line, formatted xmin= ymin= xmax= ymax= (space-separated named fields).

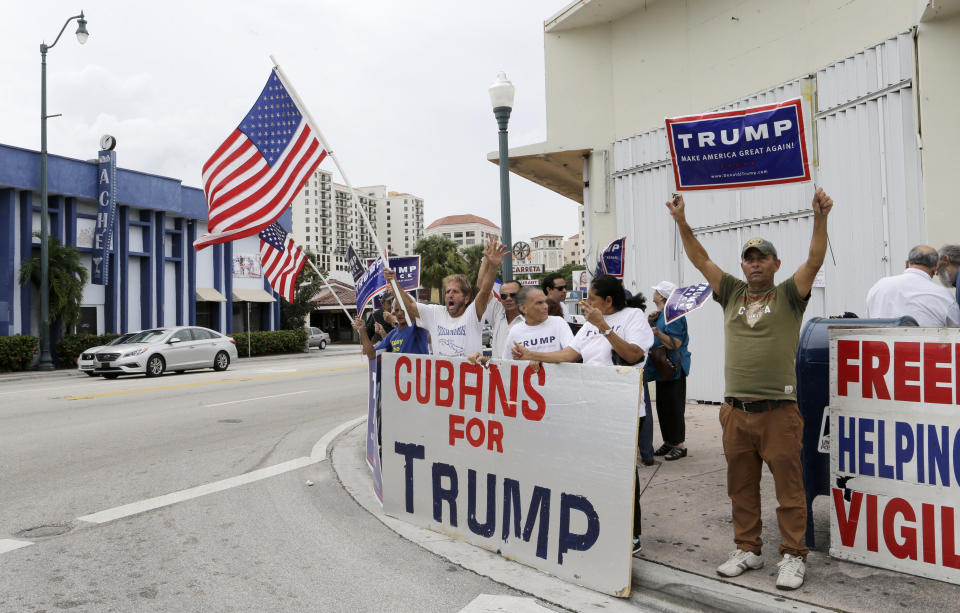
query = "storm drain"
xmin=14 ymin=523 xmax=73 ymax=538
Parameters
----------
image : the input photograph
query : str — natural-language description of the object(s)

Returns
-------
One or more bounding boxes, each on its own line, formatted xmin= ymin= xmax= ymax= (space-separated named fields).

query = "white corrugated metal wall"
xmin=612 ymin=33 xmax=922 ymax=402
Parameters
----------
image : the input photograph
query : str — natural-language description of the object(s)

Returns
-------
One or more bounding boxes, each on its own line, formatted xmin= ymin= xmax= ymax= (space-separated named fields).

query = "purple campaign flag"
xmin=346 ymin=245 xmax=365 ymax=284
xmin=365 ymin=255 xmax=421 ymax=292
xmin=664 ymin=282 xmax=713 ymax=324
xmin=355 ymin=254 xmax=388 ymax=312
xmin=366 ymin=355 xmax=383 ymax=503
xmin=598 ymin=237 xmax=626 ymax=278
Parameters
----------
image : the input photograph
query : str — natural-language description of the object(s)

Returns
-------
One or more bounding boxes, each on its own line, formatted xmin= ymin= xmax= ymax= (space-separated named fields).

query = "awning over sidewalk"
xmin=195 ymin=287 xmax=227 ymax=302
xmin=486 ymin=142 xmax=591 ymax=204
xmin=232 ymin=289 xmax=276 ymax=303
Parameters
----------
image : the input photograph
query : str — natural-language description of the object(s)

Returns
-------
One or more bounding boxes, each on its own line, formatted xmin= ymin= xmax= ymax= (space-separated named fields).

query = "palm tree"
xmin=414 ymin=235 xmax=467 ymax=296
xmin=18 ymin=233 xmax=89 ymax=332
xmin=462 ymin=244 xmax=485 ymax=282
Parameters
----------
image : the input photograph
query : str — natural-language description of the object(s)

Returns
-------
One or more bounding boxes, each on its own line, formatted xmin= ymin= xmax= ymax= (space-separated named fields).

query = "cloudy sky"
xmin=3 ymin=0 xmax=578 ymax=244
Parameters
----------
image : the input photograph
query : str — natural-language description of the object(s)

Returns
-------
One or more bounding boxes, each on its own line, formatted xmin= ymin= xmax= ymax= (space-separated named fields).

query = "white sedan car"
xmin=78 ymin=333 xmax=134 ymax=376
xmin=93 ymin=326 xmax=239 ymax=379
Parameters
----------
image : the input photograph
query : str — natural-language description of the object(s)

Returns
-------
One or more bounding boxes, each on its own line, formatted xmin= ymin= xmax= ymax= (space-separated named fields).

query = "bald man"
xmin=865 ymin=245 xmax=960 ymax=326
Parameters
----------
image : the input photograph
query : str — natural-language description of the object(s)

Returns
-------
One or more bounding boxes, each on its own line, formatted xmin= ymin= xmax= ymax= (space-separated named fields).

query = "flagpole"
xmin=270 ymin=55 xmax=412 ymax=324
xmin=303 ymin=255 xmax=353 ymax=320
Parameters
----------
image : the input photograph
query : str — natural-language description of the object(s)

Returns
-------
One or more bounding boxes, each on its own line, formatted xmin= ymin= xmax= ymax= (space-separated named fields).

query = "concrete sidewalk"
xmin=332 ymin=404 xmax=957 ymax=612
xmin=636 ymin=401 xmax=955 ymax=612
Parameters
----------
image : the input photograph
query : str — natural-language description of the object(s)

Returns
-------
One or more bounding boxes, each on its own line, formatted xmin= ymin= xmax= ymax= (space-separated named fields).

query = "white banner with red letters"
xmin=830 ymin=327 xmax=960 ymax=585
xmin=379 ymin=354 xmax=642 ymax=596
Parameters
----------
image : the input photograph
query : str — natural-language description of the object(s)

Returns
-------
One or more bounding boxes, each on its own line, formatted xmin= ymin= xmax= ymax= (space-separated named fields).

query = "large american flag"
xmin=194 ymin=71 xmax=327 ymax=249
xmin=259 ymin=222 xmax=306 ymax=303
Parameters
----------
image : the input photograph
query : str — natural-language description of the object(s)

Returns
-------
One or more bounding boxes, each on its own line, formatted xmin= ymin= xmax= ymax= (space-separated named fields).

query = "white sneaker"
xmin=716 ymin=549 xmax=763 ymax=577
xmin=776 ymin=553 xmax=806 ymax=589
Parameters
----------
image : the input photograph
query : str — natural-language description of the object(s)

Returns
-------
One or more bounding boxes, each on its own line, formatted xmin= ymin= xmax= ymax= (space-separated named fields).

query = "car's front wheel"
xmin=319 ymin=339 xmax=327 ymax=350
xmin=145 ymin=355 xmax=165 ymax=378
xmin=213 ymin=351 xmax=230 ymax=372
xmin=84 ymin=371 xmax=98 ymax=377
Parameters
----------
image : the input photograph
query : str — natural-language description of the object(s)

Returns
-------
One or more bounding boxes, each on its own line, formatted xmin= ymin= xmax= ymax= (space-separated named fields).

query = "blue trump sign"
xmin=664 ymin=282 xmax=713 ymax=324
xmin=595 ymin=237 xmax=625 ymax=278
xmin=91 ymin=150 xmax=118 ymax=285
xmin=365 ymin=255 xmax=420 ymax=292
xmin=665 ymin=98 xmax=810 ymax=191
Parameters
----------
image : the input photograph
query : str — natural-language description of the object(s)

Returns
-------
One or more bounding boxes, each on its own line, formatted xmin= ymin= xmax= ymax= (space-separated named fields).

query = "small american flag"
xmin=259 ymin=222 xmax=306 ymax=303
xmin=195 ymin=71 xmax=327 ymax=249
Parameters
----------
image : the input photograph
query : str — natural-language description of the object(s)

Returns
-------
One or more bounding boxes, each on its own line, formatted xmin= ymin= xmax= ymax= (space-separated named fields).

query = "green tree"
xmin=462 ymin=244 xmax=484 ymax=282
xmin=18 ymin=233 xmax=88 ymax=332
xmin=279 ymin=251 xmax=326 ymax=330
xmin=414 ymin=235 xmax=467 ymax=296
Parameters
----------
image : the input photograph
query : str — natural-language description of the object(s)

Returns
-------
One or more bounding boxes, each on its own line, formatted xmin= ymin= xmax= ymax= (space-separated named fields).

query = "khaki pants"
xmin=719 ymin=402 xmax=809 ymax=560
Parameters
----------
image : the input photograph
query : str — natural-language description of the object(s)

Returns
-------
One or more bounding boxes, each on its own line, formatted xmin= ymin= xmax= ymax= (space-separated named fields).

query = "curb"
xmin=328 ymin=421 xmax=833 ymax=613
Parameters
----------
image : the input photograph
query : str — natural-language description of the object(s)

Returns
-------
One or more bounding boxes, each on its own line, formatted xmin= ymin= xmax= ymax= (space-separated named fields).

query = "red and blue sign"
xmin=595 ymin=237 xmax=625 ymax=278
xmin=664 ymin=282 xmax=713 ymax=324
xmin=665 ymin=98 xmax=810 ymax=191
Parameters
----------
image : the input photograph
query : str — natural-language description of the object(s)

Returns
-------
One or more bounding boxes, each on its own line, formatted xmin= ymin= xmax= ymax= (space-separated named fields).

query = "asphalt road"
xmin=0 ymin=349 xmax=525 ymax=613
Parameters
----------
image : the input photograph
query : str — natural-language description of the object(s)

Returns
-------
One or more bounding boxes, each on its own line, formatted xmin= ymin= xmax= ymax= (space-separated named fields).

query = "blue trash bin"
xmin=795 ymin=316 xmax=917 ymax=548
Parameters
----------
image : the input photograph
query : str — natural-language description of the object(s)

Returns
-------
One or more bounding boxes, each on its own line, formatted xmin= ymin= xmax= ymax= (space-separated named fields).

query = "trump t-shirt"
xmin=501 ymin=316 xmax=574 ymax=359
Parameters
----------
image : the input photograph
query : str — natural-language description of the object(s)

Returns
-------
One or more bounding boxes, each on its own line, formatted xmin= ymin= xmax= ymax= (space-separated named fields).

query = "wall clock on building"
xmin=100 ymin=134 xmax=117 ymax=151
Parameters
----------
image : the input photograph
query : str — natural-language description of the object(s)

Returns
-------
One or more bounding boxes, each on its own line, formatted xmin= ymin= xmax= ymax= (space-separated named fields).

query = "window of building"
xmin=465 ymin=231 xmax=475 ymax=237
xmin=454 ymin=232 xmax=463 ymax=238
xmin=465 ymin=239 xmax=475 ymax=245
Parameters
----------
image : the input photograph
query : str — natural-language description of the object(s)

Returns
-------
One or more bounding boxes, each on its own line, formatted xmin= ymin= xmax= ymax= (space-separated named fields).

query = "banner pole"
xmin=304 ymin=256 xmax=353 ymax=320
xmin=270 ymin=55 xmax=411 ymax=324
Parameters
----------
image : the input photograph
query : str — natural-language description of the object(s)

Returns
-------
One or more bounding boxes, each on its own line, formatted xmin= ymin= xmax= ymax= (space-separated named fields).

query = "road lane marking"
xmin=0 ymin=386 xmax=63 ymax=396
xmin=65 ymin=365 xmax=364 ymax=400
xmin=459 ymin=595 xmax=555 ymax=612
xmin=75 ymin=415 xmax=365 ymax=526
xmin=203 ymin=390 xmax=311 ymax=407
xmin=0 ymin=539 xmax=33 ymax=554
xmin=311 ymin=415 xmax=366 ymax=461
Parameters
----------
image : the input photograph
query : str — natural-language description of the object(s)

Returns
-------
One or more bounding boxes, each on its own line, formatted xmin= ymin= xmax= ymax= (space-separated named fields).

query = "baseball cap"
xmin=741 ymin=237 xmax=778 ymax=259
xmin=652 ymin=281 xmax=677 ymax=299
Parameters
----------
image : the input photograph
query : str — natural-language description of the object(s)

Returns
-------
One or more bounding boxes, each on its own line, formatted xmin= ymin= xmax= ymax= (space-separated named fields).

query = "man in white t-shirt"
xmin=485 ymin=280 xmax=524 ymax=357
xmin=503 ymin=287 xmax=573 ymax=358
xmin=388 ymin=236 xmax=507 ymax=356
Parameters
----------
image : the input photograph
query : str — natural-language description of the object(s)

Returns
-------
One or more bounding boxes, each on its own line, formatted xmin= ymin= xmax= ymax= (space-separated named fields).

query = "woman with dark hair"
xmin=647 ymin=281 xmax=692 ymax=461
xmin=514 ymin=275 xmax=652 ymax=366
xmin=512 ymin=274 xmax=653 ymax=553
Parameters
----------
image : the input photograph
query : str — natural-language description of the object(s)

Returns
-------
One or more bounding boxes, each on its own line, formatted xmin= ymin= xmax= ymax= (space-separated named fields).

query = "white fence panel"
xmin=612 ymin=34 xmax=922 ymax=402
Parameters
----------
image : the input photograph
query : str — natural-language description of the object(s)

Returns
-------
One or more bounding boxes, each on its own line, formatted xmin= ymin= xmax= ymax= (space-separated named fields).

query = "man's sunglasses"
xmin=553 ymin=285 xmax=567 ymax=291
xmin=501 ymin=292 xmax=519 ymax=299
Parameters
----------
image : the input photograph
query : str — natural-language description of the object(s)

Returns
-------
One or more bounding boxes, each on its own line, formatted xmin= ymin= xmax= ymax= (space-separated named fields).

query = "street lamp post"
xmin=489 ymin=72 xmax=515 ymax=282
xmin=37 ymin=11 xmax=89 ymax=370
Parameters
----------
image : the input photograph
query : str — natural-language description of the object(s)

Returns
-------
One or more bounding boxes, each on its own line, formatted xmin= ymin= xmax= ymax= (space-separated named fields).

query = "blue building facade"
xmin=0 ymin=143 xmax=284 ymax=340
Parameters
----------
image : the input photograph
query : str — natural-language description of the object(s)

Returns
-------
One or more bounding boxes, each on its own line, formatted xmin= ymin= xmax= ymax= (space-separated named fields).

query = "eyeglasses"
xmin=553 ymin=285 xmax=567 ymax=291
xmin=501 ymin=292 xmax=519 ymax=299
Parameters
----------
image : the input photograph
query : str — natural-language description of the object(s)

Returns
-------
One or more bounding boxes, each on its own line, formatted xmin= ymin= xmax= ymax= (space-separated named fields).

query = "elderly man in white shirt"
xmin=865 ymin=245 xmax=960 ymax=326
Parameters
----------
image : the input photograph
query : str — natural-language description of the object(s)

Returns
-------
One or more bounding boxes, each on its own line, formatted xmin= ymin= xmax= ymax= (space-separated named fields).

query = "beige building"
xmin=289 ymin=168 xmax=378 ymax=279
xmin=490 ymin=0 xmax=960 ymax=401
xmin=530 ymin=234 xmax=565 ymax=272
xmin=563 ymin=233 xmax=583 ymax=266
xmin=424 ymin=214 xmax=500 ymax=249
xmin=291 ymin=171 xmax=426 ymax=281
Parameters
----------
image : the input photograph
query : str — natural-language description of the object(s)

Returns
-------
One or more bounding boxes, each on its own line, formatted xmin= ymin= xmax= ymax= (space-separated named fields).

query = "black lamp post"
xmin=37 ymin=11 xmax=89 ymax=370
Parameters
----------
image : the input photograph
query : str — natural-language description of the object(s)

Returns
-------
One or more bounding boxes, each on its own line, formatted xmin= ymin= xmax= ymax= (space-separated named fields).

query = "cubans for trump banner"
xmin=665 ymin=98 xmax=810 ymax=191
xmin=830 ymin=327 xmax=960 ymax=585
xmin=380 ymin=355 xmax=642 ymax=596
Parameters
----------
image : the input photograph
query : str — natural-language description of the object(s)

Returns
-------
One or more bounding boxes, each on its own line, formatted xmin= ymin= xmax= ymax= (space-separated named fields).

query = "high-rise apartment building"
xmin=290 ymin=170 xmax=425 ymax=279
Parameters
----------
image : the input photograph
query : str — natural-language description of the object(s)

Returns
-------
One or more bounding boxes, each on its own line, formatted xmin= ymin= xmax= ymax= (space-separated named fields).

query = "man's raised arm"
xmin=665 ymin=194 xmax=724 ymax=290
xmin=473 ymin=236 xmax=507 ymax=319
xmin=385 ymin=268 xmax=419 ymax=321
xmin=793 ymin=187 xmax=834 ymax=298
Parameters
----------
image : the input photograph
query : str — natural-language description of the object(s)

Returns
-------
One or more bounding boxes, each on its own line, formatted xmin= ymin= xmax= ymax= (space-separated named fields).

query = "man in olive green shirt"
xmin=666 ymin=188 xmax=834 ymax=591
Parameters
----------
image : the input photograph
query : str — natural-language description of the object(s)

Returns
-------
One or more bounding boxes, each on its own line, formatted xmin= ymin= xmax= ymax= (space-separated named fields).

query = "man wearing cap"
xmin=665 ymin=187 xmax=834 ymax=590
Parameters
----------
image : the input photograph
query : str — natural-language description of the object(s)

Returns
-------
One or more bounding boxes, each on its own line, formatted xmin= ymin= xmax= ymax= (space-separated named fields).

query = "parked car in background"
xmin=307 ymin=327 xmax=330 ymax=350
xmin=78 ymin=333 xmax=135 ymax=376
xmin=93 ymin=326 xmax=238 ymax=379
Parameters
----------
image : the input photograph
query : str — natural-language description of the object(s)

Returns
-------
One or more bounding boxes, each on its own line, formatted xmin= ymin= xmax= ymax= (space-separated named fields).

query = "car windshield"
xmin=107 ymin=334 xmax=135 ymax=346
xmin=125 ymin=329 xmax=170 ymax=343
